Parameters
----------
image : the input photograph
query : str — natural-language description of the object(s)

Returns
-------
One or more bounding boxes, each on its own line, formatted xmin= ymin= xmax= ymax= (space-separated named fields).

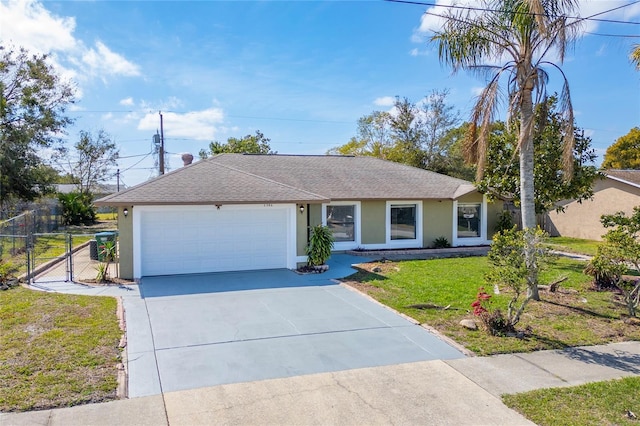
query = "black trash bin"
xmin=89 ymin=239 xmax=98 ymax=260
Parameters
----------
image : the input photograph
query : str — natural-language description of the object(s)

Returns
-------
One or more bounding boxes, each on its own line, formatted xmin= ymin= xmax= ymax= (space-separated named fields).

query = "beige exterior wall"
xmin=117 ymin=206 xmax=134 ymax=280
xmin=361 ymin=200 xmax=386 ymax=244
xmin=423 ymin=200 xmax=453 ymax=247
xmin=296 ymin=204 xmax=310 ymax=257
xmin=486 ymin=200 xmax=504 ymax=238
xmin=547 ymin=178 xmax=640 ymax=241
xmin=457 ymin=192 xmax=484 ymax=203
xmin=308 ymin=203 xmax=322 ymax=227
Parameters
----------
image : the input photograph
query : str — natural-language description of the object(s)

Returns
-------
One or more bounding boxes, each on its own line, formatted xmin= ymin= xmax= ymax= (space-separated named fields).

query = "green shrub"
xmin=433 ymin=236 xmax=451 ymax=249
xmin=486 ymin=227 xmax=550 ymax=327
xmin=58 ymin=192 xmax=96 ymax=226
xmin=306 ymin=225 xmax=334 ymax=267
xmin=495 ymin=210 xmax=515 ymax=233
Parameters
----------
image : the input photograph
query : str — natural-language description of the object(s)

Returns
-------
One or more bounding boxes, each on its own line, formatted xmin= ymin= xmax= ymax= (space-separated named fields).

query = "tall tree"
xmin=420 ymin=89 xmax=461 ymax=170
xmin=432 ymin=0 xmax=580 ymax=301
xmin=199 ymin=130 xmax=274 ymax=159
xmin=478 ymin=97 xmax=600 ymax=214
xmin=602 ymin=127 xmax=640 ymax=170
xmin=56 ymin=130 xmax=119 ymax=196
xmin=0 ymin=45 xmax=75 ymax=212
xmin=328 ymin=92 xmax=461 ymax=173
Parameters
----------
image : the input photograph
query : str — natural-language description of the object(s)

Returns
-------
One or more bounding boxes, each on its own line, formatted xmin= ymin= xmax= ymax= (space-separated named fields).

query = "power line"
xmin=385 ymin=0 xmax=640 ymax=25
xmin=225 ymin=114 xmax=352 ymax=124
xmin=119 ymin=152 xmax=152 ymax=159
xmin=119 ymin=153 xmax=151 ymax=173
xmin=585 ymin=32 xmax=640 ymax=38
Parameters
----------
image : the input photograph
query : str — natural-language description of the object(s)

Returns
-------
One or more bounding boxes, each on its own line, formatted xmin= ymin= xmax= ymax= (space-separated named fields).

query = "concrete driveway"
xmin=125 ymin=255 xmax=465 ymax=398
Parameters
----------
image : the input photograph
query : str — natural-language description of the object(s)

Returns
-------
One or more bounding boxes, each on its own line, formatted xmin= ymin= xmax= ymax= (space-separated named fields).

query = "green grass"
xmin=0 ymin=287 xmax=122 ymax=412
xmin=0 ymin=235 xmax=93 ymax=276
xmin=95 ymin=212 xmax=117 ymax=221
xmin=545 ymin=236 xmax=601 ymax=257
xmin=503 ymin=377 xmax=640 ymax=425
xmin=345 ymin=256 xmax=640 ymax=355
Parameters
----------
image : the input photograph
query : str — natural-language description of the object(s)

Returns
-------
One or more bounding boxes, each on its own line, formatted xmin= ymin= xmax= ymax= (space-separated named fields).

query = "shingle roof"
xmin=606 ymin=170 xmax=640 ymax=188
xmin=96 ymin=154 xmax=477 ymax=206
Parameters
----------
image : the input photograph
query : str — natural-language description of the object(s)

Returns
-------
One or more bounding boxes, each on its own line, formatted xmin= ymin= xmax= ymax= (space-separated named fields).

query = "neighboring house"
xmin=96 ymin=154 xmax=502 ymax=280
xmin=55 ymin=183 xmax=124 ymax=197
xmin=546 ymin=170 xmax=640 ymax=241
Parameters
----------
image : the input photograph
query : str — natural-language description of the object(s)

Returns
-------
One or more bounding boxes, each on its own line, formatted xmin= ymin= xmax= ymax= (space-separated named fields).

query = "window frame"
xmin=322 ymin=201 xmax=361 ymax=250
xmin=452 ymin=197 xmax=488 ymax=246
xmin=385 ymin=201 xmax=423 ymax=248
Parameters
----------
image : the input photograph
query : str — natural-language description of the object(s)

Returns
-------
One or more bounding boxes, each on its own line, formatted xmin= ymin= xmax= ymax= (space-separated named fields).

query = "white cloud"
xmin=411 ymin=0 xmax=640 ymax=43
xmin=137 ymin=108 xmax=225 ymax=141
xmin=119 ymin=97 xmax=135 ymax=106
xmin=411 ymin=0 xmax=479 ymax=42
xmin=140 ymin=96 xmax=184 ymax=113
xmin=0 ymin=0 xmax=77 ymax=54
xmin=82 ymin=41 xmax=140 ymax=78
xmin=0 ymin=0 xmax=140 ymax=82
xmin=374 ymin=96 xmax=395 ymax=107
xmin=471 ymin=86 xmax=484 ymax=97
xmin=409 ymin=47 xmax=429 ymax=57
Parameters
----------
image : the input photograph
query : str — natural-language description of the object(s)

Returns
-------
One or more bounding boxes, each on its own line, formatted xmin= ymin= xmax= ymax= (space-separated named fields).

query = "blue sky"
xmin=1 ymin=0 xmax=639 ymax=187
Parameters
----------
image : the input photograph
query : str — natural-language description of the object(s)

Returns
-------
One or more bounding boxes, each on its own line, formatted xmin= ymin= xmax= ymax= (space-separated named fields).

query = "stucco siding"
xmin=118 ymin=206 xmax=134 ymax=280
xmin=308 ymin=203 xmax=322 ymax=227
xmin=361 ymin=200 xmax=386 ymax=244
xmin=547 ymin=178 xmax=640 ymax=241
xmin=486 ymin=200 xmax=504 ymax=238
xmin=296 ymin=205 xmax=309 ymax=256
xmin=423 ymin=200 xmax=453 ymax=247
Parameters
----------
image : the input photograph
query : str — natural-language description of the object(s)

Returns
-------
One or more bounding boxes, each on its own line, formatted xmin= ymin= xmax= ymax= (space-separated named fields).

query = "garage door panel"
xmin=139 ymin=206 xmax=290 ymax=277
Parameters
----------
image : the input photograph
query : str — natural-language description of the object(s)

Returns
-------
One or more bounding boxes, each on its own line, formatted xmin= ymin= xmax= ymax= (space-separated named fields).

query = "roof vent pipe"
xmin=181 ymin=153 xmax=194 ymax=166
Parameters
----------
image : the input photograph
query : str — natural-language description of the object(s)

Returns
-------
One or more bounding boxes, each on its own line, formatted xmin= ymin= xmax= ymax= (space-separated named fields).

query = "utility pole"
xmin=116 ymin=169 xmax=120 ymax=192
xmin=159 ymin=111 xmax=165 ymax=175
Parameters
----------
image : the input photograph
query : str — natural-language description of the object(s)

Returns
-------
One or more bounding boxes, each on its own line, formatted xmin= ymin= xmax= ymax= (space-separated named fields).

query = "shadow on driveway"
xmin=139 ymin=254 xmax=373 ymax=298
xmin=139 ymin=269 xmax=333 ymax=298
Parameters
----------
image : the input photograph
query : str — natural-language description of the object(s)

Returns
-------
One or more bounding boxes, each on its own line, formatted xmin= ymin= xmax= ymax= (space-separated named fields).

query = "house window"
xmin=390 ymin=204 xmax=416 ymax=240
xmin=326 ymin=204 xmax=355 ymax=242
xmin=457 ymin=203 xmax=481 ymax=238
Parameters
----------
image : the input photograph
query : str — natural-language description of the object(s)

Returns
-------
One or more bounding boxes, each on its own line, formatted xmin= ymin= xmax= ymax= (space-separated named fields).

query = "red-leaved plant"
xmin=471 ymin=287 xmax=512 ymax=336
xmin=471 ymin=287 xmax=492 ymax=316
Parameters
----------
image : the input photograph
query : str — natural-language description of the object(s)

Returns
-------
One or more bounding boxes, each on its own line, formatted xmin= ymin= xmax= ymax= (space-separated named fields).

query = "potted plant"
xmin=306 ymin=224 xmax=335 ymax=272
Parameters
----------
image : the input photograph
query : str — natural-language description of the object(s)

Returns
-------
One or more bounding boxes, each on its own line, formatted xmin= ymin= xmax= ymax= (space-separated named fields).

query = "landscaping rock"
xmin=372 ymin=266 xmax=382 ymax=273
xmin=460 ymin=319 xmax=478 ymax=330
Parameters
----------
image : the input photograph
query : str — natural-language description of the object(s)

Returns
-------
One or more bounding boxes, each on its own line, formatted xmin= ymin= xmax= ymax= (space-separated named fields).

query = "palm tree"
xmin=631 ymin=43 xmax=640 ymax=70
xmin=431 ymin=0 xmax=580 ymax=300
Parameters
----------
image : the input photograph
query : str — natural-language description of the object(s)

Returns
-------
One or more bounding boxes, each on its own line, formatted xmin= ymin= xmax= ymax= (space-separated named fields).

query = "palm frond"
xmin=631 ymin=44 xmax=640 ymax=71
xmin=466 ymin=76 xmax=501 ymax=180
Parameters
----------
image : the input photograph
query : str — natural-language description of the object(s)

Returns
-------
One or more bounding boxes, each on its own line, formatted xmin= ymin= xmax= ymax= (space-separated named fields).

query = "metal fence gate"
xmin=30 ymin=233 xmax=73 ymax=284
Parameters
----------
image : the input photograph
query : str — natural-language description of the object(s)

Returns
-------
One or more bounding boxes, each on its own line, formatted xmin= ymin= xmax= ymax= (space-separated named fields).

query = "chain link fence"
xmin=0 ymin=207 xmax=63 ymax=280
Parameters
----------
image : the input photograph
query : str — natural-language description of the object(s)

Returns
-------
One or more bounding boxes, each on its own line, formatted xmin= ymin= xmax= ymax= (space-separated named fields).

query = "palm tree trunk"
xmin=519 ymin=88 xmax=541 ymax=301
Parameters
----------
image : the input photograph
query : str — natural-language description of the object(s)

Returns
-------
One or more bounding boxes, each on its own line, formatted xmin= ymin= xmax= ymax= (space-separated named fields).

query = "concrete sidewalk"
xmin=2 ymin=341 xmax=639 ymax=426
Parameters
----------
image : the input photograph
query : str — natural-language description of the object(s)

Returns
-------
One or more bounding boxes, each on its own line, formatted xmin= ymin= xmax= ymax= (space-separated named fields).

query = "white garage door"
xmin=138 ymin=205 xmax=290 ymax=277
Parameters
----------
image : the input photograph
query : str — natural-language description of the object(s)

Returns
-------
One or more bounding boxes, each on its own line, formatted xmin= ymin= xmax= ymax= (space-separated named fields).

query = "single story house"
xmin=96 ymin=154 xmax=502 ymax=280
xmin=546 ymin=169 xmax=640 ymax=241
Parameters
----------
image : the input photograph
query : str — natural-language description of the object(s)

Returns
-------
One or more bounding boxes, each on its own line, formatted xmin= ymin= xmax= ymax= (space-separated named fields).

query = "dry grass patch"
xmin=0 ymin=286 xmax=123 ymax=412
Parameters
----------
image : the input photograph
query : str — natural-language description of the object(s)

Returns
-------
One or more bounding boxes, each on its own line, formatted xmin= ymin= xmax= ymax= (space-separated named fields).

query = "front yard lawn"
xmin=545 ymin=236 xmax=600 ymax=257
xmin=343 ymin=256 xmax=640 ymax=355
xmin=503 ymin=376 xmax=640 ymax=426
xmin=0 ymin=287 xmax=123 ymax=412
